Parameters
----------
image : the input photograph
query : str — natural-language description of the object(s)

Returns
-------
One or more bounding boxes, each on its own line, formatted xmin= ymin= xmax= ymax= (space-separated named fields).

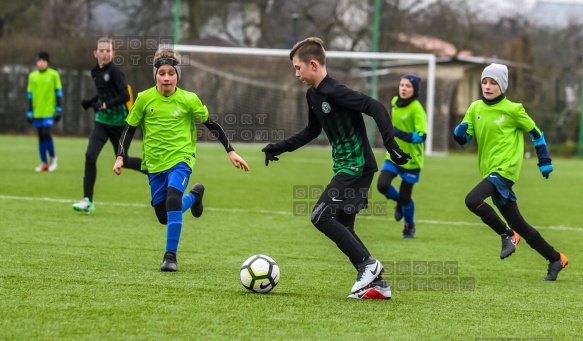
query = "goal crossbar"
xmin=175 ymin=44 xmax=436 ymax=155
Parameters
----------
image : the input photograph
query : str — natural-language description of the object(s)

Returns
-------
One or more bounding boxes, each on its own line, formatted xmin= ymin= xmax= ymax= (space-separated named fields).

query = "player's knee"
xmin=376 ymin=180 xmax=390 ymax=195
xmin=165 ymin=187 xmax=182 ymax=212
xmin=85 ymin=151 xmax=98 ymax=164
xmin=153 ymin=202 xmax=167 ymax=224
xmin=465 ymin=194 xmax=481 ymax=213
xmin=310 ymin=202 xmax=331 ymax=227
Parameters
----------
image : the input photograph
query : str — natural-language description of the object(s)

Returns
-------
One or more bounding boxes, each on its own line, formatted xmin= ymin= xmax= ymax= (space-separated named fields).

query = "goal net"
xmin=174 ymin=45 xmax=445 ymax=155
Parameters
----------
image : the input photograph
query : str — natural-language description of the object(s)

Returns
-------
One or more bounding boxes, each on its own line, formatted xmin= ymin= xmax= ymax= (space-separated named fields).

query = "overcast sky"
xmin=401 ymin=0 xmax=583 ymax=19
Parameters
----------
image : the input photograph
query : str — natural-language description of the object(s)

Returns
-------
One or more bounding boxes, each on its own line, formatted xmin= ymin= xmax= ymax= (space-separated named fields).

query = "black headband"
xmin=153 ymin=57 xmax=181 ymax=80
xmin=154 ymin=58 xmax=179 ymax=68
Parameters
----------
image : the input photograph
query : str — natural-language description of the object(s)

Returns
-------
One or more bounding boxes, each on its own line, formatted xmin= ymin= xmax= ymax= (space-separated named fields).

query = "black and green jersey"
xmin=280 ymin=75 xmax=400 ymax=176
xmin=90 ymin=62 xmax=129 ymax=126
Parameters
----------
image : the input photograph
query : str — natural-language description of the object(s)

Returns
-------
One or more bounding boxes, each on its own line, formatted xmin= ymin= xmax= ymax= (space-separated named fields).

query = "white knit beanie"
xmin=481 ymin=63 xmax=508 ymax=93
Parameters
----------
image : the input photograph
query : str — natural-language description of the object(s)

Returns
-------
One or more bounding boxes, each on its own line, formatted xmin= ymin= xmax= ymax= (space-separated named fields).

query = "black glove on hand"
xmin=388 ymin=148 xmax=412 ymax=166
xmin=26 ymin=111 xmax=33 ymax=124
xmin=81 ymin=99 xmax=93 ymax=110
xmin=53 ymin=112 xmax=61 ymax=122
xmin=261 ymin=143 xmax=282 ymax=166
xmin=91 ymin=102 xmax=102 ymax=112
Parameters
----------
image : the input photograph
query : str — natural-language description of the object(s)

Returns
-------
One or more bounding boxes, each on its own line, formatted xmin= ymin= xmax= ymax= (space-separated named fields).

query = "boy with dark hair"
xmin=114 ymin=48 xmax=249 ymax=272
xmin=453 ymin=63 xmax=568 ymax=281
xmin=27 ymin=51 xmax=62 ymax=172
xmin=377 ymin=73 xmax=427 ymax=238
xmin=262 ymin=37 xmax=411 ymax=299
xmin=73 ymin=37 xmax=144 ymax=214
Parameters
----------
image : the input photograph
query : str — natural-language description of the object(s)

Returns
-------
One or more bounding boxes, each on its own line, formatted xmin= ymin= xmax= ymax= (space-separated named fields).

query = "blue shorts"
xmin=33 ymin=117 xmax=55 ymax=129
xmin=380 ymin=160 xmax=420 ymax=184
xmin=486 ymin=172 xmax=517 ymax=206
xmin=148 ymin=162 xmax=192 ymax=206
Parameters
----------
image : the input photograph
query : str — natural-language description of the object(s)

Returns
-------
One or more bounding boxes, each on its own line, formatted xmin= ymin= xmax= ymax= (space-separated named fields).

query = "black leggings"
xmin=37 ymin=126 xmax=52 ymax=142
xmin=465 ymin=179 xmax=559 ymax=261
xmin=83 ymin=122 xmax=143 ymax=201
xmin=377 ymin=170 xmax=414 ymax=205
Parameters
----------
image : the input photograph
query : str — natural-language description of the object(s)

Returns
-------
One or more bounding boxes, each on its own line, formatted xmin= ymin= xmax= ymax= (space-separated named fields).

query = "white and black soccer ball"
xmin=240 ymin=255 xmax=280 ymax=293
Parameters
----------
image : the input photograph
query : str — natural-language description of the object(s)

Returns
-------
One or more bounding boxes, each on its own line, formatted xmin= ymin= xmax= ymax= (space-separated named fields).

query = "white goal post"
xmin=174 ymin=44 xmax=437 ymax=155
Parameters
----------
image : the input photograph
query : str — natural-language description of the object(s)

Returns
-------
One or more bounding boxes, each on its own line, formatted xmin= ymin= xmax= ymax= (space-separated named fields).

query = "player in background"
xmin=113 ymin=48 xmax=249 ymax=272
xmin=27 ymin=51 xmax=62 ymax=172
xmin=262 ymin=37 xmax=411 ymax=299
xmin=73 ymin=37 xmax=144 ymax=214
xmin=453 ymin=63 xmax=568 ymax=281
xmin=376 ymin=74 xmax=427 ymax=238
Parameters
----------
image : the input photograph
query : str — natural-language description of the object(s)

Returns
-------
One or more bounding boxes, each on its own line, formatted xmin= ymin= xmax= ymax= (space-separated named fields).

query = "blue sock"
xmin=39 ymin=140 xmax=48 ymax=164
xmin=402 ymin=200 xmax=415 ymax=226
xmin=181 ymin=193 xmax=196 ymax=213
xmin=166 ymin=210 xmax=183 ymax=254
xmin=46 ymin=138 xmax=55 ymax=158
xmin=384 ymin=185 xmax=399 ymax=201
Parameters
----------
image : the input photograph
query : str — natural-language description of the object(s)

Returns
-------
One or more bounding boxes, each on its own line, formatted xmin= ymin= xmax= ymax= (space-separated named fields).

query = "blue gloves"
xmin=412 ymin=132 xmax=424 ymax=144
xmin=539 ymin=163 xmax=553 ymax=179
xmin=529 ymin=131 xmax=553 ymax=179
xmin=393 ymin=127 xmax=425 ymax=144
xmin=26 ymin=111 xmax=33 ymax=124
xmin=453 ymin=122 xmax=472 ymax=146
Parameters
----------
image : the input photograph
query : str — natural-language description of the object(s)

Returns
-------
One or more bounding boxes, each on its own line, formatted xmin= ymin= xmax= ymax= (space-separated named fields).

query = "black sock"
xmin=473 ymin=203 xmax=509 ymax=235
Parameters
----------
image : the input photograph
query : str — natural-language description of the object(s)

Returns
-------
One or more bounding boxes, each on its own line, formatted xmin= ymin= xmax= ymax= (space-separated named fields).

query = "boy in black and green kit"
xmin=73 ymin=37 xmax=143 ymax=214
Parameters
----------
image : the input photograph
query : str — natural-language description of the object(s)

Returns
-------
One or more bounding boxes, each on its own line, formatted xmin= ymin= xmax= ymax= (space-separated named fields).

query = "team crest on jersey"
xmin=150 ymin=108 xmax=155 ymax=113
xmin=477 ymin=115 xmax=481 ymax=120
xmin=322 ymin=102 xmax=331 ymax=113
xmin=104 ymin=73 xmax=110 ymax=82
xmin=170 ymin=107 xmax=181 ymax=117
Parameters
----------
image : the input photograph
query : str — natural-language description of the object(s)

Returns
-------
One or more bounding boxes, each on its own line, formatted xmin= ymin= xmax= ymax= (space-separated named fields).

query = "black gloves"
xmin=82 ymin=99 xmax=102 ymax=112
xmin=91 ymin=102 xmax=102 ymax=112
xmin=261 ymin=143 xmax=282 ymax=166
xmin=53 ymin=112 xmax=61 ymax=122
xmin=388 ymin=148 xmax=411 ymax=166
xmin=81 ymin=99 xmax=92 ymax=110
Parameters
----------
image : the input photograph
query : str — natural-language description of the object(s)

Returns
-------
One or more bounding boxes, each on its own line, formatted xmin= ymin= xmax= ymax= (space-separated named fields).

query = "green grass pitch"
xmin=1 ymin=135 xmax=582 ymax=340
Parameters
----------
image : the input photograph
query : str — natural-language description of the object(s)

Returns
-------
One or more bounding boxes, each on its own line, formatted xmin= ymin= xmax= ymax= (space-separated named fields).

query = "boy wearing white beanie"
xmin=452 ymin=63 xmax=568 ymax=281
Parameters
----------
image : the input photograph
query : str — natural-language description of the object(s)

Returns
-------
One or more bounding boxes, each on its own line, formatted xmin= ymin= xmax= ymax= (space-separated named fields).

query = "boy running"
xmin=114 ymin=48 xmax=249 ymax=272
xmin=262 ymin=37 xmax=410 ymax=299
xmin=453 ymin=63 xmax=568 ymax=281
xmin=73 ymin=37 xmax=143 ymax=214
xmin=377 ymin=74 xmax=427 ymax=238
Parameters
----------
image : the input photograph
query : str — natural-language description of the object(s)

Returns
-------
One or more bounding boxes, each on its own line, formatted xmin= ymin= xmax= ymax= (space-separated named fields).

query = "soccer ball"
xmin=240 ymin=255 xmax=280 ymax=293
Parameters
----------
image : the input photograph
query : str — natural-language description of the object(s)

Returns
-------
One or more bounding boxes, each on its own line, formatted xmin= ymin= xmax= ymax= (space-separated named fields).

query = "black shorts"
xmin=314 ymin=171 xmax=374 ymax=215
